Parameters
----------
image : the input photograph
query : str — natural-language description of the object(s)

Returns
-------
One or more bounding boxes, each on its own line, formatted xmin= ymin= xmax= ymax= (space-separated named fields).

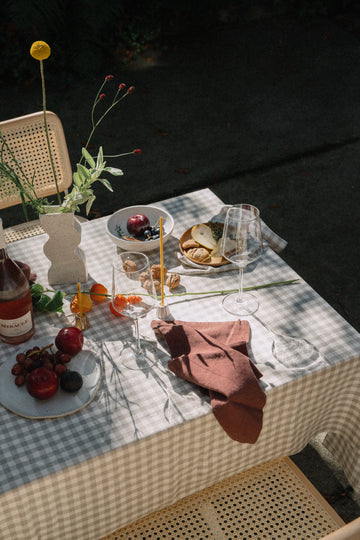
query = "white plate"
xmin=0 ymin=335 xmax=103 ymax=419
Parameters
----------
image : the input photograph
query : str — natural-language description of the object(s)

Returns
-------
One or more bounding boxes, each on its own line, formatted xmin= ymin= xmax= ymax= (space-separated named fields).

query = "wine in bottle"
xmin=0 ymin=219 xmax=35 ymax=344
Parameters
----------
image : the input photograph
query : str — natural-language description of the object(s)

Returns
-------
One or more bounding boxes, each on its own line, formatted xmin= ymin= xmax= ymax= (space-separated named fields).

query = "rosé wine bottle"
xmin=0 ymin=219 xmax=35 ymax=344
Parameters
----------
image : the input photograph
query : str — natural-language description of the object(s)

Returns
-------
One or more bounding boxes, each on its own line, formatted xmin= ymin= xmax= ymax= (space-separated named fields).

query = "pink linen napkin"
xmin=151 ymin=319 xmax=266 ymax=444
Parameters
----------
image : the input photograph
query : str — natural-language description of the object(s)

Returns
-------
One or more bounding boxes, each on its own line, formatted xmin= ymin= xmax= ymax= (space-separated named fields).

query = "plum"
xmin=60 ymin=370 xmax=83 ymax=392
xmin=27 ymin=367 xmax=59 ymax=400
xmin=127 ymin=214 xmax=150 ymax=236
xmin=55 ymin=327 xmax=83 ymax=356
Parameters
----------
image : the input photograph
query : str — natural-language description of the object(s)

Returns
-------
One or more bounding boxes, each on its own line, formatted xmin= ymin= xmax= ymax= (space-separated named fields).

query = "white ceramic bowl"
xmin=105 ymin=205 xmax=174 ymax=252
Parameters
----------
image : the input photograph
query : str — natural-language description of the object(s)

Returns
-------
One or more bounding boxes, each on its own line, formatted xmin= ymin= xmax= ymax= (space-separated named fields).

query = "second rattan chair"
xmin=102 ymin=457 xmax=360 ymax=540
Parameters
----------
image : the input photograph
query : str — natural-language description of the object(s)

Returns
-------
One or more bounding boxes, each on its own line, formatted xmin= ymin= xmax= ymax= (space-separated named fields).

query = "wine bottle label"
xmin=0 ymin=311 xmax=33 ymax=337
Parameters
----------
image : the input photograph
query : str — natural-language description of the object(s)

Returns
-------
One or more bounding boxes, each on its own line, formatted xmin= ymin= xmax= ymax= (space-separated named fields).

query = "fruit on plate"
xmin=180 ymin=222 xmax=227 ymax=267
xmin=10 ymin=329 xmax=86 ymax=398
xmin=191 ymin=224 xmax=218 ymax=250
xmin=127 ymin=214 xmax=150 ymax=236
xmin=60 ymin=370 xmax=83 ymax=393
xmin=55 ymin=327 xmax=84 ymax=356
xmin=10 ymin=344 xmax=73 ymax=388
xmin=27 ymin=367 xmax=59 ymax=400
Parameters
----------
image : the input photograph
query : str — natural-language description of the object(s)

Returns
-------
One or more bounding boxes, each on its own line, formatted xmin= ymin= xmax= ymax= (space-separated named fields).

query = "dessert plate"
xmin=179 ymin=222 xmax=229 ymax=267
xmin=0 ymin=335 xmax=103 ymax=419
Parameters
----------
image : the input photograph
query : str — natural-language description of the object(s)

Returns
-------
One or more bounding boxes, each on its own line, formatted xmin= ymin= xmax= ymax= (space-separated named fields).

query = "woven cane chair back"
xmin=0 ymin=111 xmax=72 ymax=210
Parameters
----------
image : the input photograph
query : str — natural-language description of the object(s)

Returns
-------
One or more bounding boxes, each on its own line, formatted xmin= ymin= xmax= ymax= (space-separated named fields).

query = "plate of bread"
xmin=179 ymin=222 xmax=229 ymax=267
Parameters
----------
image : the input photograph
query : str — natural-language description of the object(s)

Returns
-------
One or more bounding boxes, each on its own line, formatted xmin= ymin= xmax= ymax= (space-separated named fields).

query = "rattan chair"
xmin=0 ymin=111 xmax=73 ymax=243
xmin=102 ymin=457 xmax=360 ymax=539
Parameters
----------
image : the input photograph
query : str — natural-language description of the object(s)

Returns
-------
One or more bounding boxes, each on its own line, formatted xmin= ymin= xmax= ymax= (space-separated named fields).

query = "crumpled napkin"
xmin=151 ymin=319 xmax=266 ymax=444
xmin=172 ymin=205 xmax=287 ymax=275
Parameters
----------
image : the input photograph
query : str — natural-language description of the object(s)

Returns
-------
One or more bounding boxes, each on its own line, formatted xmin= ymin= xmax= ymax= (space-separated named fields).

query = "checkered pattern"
xmin=1 ymin=189 xmax=360 ymax=540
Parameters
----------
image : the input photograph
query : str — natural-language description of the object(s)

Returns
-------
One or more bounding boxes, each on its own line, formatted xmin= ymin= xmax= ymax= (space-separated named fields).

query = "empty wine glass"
xmin=112 ymin=251 xmax=157 ymax=370
xmin=221 ymin=204 xmax=263 ymax=316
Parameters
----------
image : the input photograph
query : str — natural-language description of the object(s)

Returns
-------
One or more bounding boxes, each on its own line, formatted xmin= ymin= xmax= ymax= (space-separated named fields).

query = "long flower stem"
xmin=162 ymin=278 xmax=300 ymax=298
xmin=40 ymin=60 xmax=61 ymax=204
xmin=102 ymin=151 xmax=137 ymax=158
xmin=57 ymin=278 xmax=300 ymax=300
xmin=91 ymin=80 xmax=106 ymax=130
xmin=81 ymin=86 xmax=129 ymax=165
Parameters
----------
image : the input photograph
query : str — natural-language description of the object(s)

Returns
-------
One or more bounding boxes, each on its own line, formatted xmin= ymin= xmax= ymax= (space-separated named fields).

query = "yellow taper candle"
xmin=159 ymin=217 xmax=164 ymax=306
xmin=77 ymin=281 xmax=83 ymax=317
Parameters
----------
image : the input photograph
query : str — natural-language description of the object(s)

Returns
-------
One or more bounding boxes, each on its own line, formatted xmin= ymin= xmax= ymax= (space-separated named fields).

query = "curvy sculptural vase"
xmin=40 ymin=207 xmax=87 ymax=285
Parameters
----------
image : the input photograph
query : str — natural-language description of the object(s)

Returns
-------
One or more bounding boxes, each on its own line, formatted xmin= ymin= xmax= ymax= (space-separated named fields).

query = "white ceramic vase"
xmin=39 ymin=206 xmax=87 ymax=285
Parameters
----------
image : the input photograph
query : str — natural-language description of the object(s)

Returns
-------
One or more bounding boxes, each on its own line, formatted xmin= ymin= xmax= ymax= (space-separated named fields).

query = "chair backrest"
xmin=321 ymin=516 xmax=360 ymax=539
xmin=0 ymin=111 xmax=72 ymax=209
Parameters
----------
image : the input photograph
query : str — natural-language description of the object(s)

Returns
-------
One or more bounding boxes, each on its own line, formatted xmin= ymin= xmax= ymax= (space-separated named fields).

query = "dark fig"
xmin=60 ymin=370 xmax=83 ymax=393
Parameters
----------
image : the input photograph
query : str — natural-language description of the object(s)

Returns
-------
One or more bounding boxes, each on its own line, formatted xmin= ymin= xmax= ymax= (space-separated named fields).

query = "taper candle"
xmin=159 ymin=217 xmax=164 ymax=306
xmin=77 ymin=281 xmax=83 ymax=317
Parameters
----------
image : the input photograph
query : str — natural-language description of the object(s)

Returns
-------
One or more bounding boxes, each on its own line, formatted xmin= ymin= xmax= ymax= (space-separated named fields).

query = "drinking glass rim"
xmin=112 ymin=251 xmax=150 ymax=273
xmin=226 ymin=204 xmax=260 ymax=221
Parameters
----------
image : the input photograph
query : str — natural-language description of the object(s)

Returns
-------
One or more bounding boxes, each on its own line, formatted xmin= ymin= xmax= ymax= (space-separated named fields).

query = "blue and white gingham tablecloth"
xmin=1 ymin=189 xmax=359 ymax=540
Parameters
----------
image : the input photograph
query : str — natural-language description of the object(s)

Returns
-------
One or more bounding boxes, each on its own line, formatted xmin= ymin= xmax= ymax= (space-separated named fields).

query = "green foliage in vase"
xmin=0 ymin=44 xmax=141 ymax=219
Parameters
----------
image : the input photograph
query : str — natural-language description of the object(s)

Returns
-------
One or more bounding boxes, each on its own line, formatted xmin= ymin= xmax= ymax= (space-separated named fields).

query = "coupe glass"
xmin=112 ymin=251 xmax=157 ymax=370
xmin=221 ymin=204 xmax=263 ymax=316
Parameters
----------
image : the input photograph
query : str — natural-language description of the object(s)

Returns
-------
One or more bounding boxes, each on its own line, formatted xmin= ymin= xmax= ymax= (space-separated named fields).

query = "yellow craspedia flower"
xmin=30 ymin=41 xmax=51 ymax=61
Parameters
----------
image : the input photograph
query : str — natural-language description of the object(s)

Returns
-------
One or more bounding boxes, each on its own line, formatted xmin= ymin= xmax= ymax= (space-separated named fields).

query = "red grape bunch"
xmin=10 ymin=326 xmax=84 ymax=399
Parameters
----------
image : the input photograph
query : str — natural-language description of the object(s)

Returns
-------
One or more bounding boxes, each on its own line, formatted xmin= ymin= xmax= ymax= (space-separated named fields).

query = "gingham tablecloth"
xmin=1 ymin=189 xmax=359 ymax=540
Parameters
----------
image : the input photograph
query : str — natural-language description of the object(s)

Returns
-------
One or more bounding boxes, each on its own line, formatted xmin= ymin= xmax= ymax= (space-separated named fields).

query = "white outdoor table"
xmin=1 ymin=189 xmax=359 ymax=540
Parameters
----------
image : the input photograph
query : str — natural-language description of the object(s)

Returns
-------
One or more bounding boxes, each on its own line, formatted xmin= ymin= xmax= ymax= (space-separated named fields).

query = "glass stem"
xmin=237 ymin=267 xmax=244 ymax=302
xmin=252 ymin=313 xmax=276 ymax=338
xmin=134 ymin=318 xmax=141 ymax=353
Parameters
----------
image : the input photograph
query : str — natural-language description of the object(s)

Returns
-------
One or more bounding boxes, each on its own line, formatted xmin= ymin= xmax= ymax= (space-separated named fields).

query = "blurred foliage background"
xmin=1 ymin=0 xmax=360 ymax=83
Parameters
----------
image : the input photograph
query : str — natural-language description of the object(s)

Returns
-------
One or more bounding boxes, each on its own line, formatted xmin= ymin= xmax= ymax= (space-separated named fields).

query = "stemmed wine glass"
xmin=112 ymin=251 xmax=157 ymax=370
xmin=252 ymin=314 xmax=325 ymax=370
xmin=221 ymin=205 xmax=324 ymax=368
xmin=221 ymin=204 xmax=263 ymax=316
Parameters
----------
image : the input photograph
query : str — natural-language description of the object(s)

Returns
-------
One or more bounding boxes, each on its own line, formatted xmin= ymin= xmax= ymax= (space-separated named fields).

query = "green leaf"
xmin=44 ymin=290 xmax=64 ymax=313
xmin=81 ymin=147 xmax=96 ymax=168
xmin=73 ymin=172 xmax=82 ymax=187
xmin=88 ymin=169 xmax=102 ymax=183
xmin=85 ymin=195 xmax=96 ymax=215
xmin=33 ymin=294 xmax=51 ymax=311
xmin=79 ymin=189 xmax=93 ymax=199
xmin=32 ymin=290 xmax=64 ymax=313
xmin=98 ymin=178 xmax=113 ymax=191
xmin=77 ymin=163 xmax=92 ymax=179
xmin=30 ymin=283 xmax=44 ymax=298
xmin=96 ymin=147 xmax=104 ymax=168
xmin=103 ymin=167 xmax=124 ymax=176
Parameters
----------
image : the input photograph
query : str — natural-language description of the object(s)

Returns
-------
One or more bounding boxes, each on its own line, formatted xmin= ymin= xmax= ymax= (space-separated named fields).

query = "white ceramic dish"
xmin=0 ymin=335 xmax=103 ymax=419
xmin=105 ymin=205 xmax=174 ymax=252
